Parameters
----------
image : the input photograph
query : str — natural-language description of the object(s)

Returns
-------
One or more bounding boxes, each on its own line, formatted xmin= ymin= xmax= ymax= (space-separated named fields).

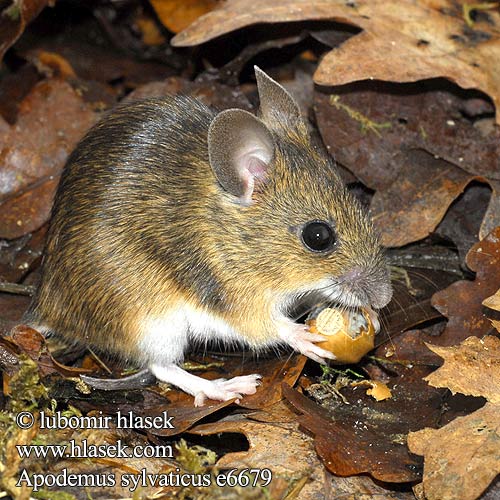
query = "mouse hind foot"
xmin=150 ymin=363 xmax=261 ymax=407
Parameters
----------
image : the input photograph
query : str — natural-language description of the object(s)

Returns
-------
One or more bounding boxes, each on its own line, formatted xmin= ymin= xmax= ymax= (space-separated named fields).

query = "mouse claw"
xmin=194 ymin=390 xmax=242 ymax=407
xmin=194 ymin=392 xmax=207 ymax=407
xmin=193 ymin=374 xmax=262 ymax=406
xmin=278 ymin=322 xmax=336 ymax=364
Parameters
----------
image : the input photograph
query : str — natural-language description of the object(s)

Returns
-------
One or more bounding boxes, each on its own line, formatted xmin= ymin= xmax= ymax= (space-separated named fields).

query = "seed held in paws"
xmin=307 ymin=307 xmax=377 ymax=364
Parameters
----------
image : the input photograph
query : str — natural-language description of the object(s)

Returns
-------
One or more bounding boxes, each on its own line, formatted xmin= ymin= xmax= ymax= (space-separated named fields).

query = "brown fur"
xmin=26 ymin=84 xmax=391 ymax=367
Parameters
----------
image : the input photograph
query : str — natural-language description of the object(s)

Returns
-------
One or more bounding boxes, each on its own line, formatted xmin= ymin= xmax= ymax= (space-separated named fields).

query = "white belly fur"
xmin=139 ymin=304 xmax=247 ymax=366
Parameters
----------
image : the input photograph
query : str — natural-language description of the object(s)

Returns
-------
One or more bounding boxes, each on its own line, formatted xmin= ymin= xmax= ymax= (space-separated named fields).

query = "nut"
xmin=308 ymin=307 xmax=376 ymax=364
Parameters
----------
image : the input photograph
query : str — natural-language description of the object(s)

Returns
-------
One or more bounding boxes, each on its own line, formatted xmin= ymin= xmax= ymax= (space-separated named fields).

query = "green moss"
xmin=32 ymin=490 xmax=77 ymax=500
xmin=7 ymin=356 xmax=49 ymax=414
xmin=3 ymin=3 xmax=21 ymax=21
xmin=176 ymin=438 xmax=217 ymax=474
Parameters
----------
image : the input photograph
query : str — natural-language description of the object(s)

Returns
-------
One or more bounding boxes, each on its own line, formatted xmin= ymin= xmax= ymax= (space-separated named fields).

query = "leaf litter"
xmin=1 ymin=1 xmax=500 ymax=499
xmin=408 ymin=336 xmax=500 ymax=500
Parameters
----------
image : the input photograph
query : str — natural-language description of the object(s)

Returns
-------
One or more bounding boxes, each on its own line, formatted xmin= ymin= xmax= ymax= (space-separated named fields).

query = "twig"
xmin=329 ymin=94 xmax=392 ymax=137
xmin=0 ymin=282 xmax=35 ymax=296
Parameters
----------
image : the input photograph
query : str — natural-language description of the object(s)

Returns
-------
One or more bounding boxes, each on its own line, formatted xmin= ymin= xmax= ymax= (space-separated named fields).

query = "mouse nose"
xmin=343 ymin=266 xmax=364 ymax=283
xmin=340 ymin=266 xmax=392 ymax=309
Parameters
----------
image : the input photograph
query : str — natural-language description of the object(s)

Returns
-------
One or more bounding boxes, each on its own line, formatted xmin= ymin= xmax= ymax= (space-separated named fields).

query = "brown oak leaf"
xmin=408 ymin=335 xmax=500 ymax=500
xmin=172 ymin=0 xmax=500 ymax=124
xmin=483 ymin=288 xmax=500 ymax=312
xmin=191 ymin=418 xmax=325 ymax=499
xmin=0 ymin=0 xmax=50 ymax=61
xmin=0 ymin=79 xmax=98 ymax=239
xmin=431 ymin=227 xmax=500 ymax=346
xmin=424 ymin=336 xmax=500 ymax=404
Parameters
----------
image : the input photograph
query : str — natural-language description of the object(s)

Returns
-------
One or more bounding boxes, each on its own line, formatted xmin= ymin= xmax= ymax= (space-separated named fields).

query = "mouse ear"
xmin=254 ymin=65 xmax=303 ymax=125
xmin=208 ymin=108 xmax=275 ymax=205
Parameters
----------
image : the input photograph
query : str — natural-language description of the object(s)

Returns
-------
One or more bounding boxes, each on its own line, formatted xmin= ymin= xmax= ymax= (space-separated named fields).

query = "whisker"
xmin=402 ymin=269 xmax=445 ymax=291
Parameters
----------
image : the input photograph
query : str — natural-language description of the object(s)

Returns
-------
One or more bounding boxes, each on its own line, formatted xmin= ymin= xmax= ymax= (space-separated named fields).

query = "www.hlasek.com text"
xmin=17 ymin=438 xmax=173 ymax=460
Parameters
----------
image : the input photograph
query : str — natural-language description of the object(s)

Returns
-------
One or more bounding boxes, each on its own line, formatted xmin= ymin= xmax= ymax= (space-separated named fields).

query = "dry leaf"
xmin=134 ymin=14 xmax=167 ymax=46
xmin=235 ymin=355 xmax=307 ymax=409
xmin=436 ymin=183 xmax=493 ymax=267
xmin=408 ymin=403 xmax=500 ymax=500
xmin=408 ymin=331 xmax=500 ymax=500
xmin=0 ymin=0 xmax=49 ymax=61
xmin=185 ymin=353 xmax=307 ymax=410
xmin=424 ymin=336 xmax=500 ymax=404
xmin=191 ymin=418 xmax=325 ymax=499
xmin=325 ymin=473 xmax=416 ymax=500
xmin=150 ymin=0 xmax=219 ymax=34
xmin=431 ymin=227 xmax=500 ymax=346
xmin=483 ymin=289 xmax=500 ymax=311
xmin=172 ymin=0 xmax=500 ymax=124
xmin=77 ymin=355 xmax=307 ymax=437
xmin=0 ymin=63 xmax=39 ymax=124
xmin=159 ymin=352 xmax=306 ymax=410
xmin=0 ymin=225 xmax=46 ymax=284
xmin=19 ymin=42 xmax=172 ymax=88
xmin=0 ymin=79 xmax=98 ymax=239
xmin=378 ymin=265 xmax=459 ymax=342
xmin=314 ymin=88 xmax=500 ymax=247
xmin=370 ymin=150 xmax=485 ymax=247
xmin=77 ymin=395 xmax=236 ymax=439
xmin=315 ymin=85 xmax=500 ymax=192
xmin=8 ymin=325 xmax=94 ymax=378
xmin=0 ymin=295 xmax=31 ymax=336
xmin=171 ymin=0 xmax=333 ymax=45
xmin=352 ymin=380 xmax=393 ymax=401
xmin=314 ymin=1 xmax=500 ymax=126
xmin=126 ymin=76 xmax=253 ymax=112
xmin=174 ymin=0 xmax=500 ymax=248
xmin=0 ymin=178 xmax=59 ymax=240
xmin=283 ymin=384 xmax=423 ymax=483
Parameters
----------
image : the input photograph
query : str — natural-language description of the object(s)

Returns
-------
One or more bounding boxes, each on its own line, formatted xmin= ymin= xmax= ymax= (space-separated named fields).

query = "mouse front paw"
xmin=194 ymin=374 xmax=262 ymax=407
xmin=278 ymin=322 xmax=336 ymax=364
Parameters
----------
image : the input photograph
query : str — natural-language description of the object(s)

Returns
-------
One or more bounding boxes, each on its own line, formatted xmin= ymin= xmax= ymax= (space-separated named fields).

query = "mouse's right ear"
xmin=208 ymin=108 xmax=275 ymax=205
xmin=254 ymin=66 xmax=303 ymax=127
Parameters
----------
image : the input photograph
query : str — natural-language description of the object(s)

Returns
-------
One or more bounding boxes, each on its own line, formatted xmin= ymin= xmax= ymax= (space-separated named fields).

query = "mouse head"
xmin=207 ymin=67 xmax=392 ymax=311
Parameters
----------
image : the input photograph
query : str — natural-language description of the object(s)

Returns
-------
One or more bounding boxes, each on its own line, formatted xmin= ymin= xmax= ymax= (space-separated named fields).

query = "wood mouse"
xmin=25 ymin=67 xmax=392 ymax=406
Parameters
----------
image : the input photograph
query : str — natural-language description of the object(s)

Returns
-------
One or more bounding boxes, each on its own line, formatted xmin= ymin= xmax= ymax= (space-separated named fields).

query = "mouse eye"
xmin=300 ymin=220 xmax=336 ymax=253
